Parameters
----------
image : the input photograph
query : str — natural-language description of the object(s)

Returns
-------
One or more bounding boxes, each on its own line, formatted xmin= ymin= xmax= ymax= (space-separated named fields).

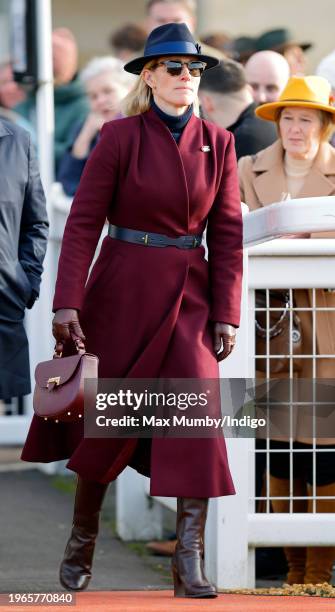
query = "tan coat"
xmin=238 ymin=140 xmax=335 ymax=443
xmin=239 ymin=139 xmax=335 ymax=208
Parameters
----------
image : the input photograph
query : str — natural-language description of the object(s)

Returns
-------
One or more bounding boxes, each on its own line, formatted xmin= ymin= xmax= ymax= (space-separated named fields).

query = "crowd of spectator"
xmin=2 ymin=0 xmax=333 ymax=194
xmin=2 ymin=0 xmax=332 ymax=192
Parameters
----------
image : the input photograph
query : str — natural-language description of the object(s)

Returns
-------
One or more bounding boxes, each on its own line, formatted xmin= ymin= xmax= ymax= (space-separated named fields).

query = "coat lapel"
xmin=251 ymin=140 xmax=335 ymax=204
xmin=143 ymin=108 xmax=209 ymax=230
xmin=252 ymin=141 xmax=288 ymax=205
xmin=143 ymin=108 xmax=190 ymax=228
xmin=178 ymin=113 xmax=208 ymax=224
xmin=296 ymin=142 xmax=335 ymax=198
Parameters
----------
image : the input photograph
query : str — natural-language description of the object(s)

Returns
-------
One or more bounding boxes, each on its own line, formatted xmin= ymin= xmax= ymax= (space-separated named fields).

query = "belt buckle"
xmin=141 ymin=233 xmax=150 ymax=246
xmin=193 ymin=236 xmax=199 ymax=248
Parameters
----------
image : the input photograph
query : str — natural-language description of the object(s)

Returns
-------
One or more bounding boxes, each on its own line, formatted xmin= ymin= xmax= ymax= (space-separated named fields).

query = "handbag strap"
xmin=53 ymin=332 xmax=86 ymax=359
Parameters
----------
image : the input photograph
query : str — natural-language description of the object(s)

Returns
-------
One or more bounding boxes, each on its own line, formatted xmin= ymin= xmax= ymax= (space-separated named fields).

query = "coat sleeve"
xmin=206 ymin=131 xmax=243 ymax=326
xmin=19 ymin=136 xmax=49 ymax=307
xmin=53 ymin=122 xmax=119 ymax=311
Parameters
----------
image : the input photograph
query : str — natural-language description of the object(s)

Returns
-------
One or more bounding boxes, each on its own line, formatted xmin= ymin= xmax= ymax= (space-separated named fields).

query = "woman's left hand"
xmin=213 ymin=323 xmax=236 ymax=362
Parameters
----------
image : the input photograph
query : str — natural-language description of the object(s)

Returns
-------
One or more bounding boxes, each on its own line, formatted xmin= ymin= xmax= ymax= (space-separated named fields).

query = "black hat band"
xmin=146 ymin=41 xmax=199 ymax=55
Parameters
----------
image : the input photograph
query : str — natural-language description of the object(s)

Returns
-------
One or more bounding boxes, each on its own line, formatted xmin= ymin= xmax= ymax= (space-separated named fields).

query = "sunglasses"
xmin=153 ymin=60 xmax=207 ymax=77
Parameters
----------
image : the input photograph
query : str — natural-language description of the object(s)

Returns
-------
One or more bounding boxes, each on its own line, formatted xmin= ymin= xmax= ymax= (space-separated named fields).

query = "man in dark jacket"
xmin=199 ymin=59 xmax=277 ymax=159
xmin=0 ymin=118 xmax=48 ymax=400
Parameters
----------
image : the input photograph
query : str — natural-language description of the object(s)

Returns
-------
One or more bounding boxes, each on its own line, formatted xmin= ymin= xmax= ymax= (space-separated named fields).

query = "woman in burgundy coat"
xmin=21 ymin=23 xmax=243 ymax=598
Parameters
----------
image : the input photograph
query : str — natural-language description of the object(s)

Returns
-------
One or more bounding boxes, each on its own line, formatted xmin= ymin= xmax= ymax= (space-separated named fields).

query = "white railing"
xmin=244 ymin=196 xmax=335 ymax=246
xmin=211 ymin=198 xmax=335 ymax=587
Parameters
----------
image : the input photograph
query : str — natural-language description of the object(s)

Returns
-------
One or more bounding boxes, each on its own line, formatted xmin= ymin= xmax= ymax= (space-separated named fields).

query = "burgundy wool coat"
xmin=21 ymin=108 xmax=243 ymax=498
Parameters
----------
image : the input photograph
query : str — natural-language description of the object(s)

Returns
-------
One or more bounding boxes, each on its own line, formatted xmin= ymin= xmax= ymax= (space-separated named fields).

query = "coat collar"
xmin=144 ymin=105 xmax=200 ymax=145
xmin=252 ymin=139 xmax=335 ymax=205
xmin=0 ymin=118 xmax=13 ymax=138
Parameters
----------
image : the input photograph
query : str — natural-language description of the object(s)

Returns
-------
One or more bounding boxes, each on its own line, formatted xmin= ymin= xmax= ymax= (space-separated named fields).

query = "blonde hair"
xmin=122 ymin=60 xmax=156 ymax=116
xmin=276 ymin=107 xmax=335 ymax=142
xmin=320 ymin=111 xmax=335 ymax=141
xmin=121 ymin=59 xmax=200 ymax=117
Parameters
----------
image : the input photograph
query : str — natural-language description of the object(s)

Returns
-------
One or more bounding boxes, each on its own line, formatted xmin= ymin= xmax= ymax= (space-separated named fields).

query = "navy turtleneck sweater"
xmin=151 ymin=99 xmax=193 ymax=143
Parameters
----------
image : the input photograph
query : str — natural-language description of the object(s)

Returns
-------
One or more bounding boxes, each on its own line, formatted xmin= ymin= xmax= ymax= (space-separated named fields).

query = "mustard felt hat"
xmin=255 ymin=76 xmax=335 ymax=122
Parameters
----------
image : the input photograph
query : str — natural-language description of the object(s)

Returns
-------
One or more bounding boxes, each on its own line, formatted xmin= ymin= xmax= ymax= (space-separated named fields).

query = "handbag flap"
xmin=35 ymin=354 xmax=83 ymax=389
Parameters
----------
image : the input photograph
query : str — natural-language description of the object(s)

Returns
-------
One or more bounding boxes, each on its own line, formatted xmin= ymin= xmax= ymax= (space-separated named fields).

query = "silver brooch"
xmin=201 ymin=145 xmax=211 ymax=152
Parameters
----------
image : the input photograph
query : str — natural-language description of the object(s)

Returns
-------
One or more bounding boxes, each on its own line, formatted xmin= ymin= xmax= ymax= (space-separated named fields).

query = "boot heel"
xmin=172 ymin=564 xmax=186 ymax=597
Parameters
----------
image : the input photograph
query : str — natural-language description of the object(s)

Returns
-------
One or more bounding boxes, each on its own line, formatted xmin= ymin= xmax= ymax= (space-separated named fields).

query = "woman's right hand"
xmin=52 ymin=308 xmax=86 ymax=355
xmin=72 ymin=113 xmax=105 ymax=159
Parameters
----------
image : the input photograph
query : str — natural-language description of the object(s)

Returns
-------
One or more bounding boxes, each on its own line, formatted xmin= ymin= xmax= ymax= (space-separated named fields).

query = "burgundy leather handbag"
xmin=33 ymin=345 xmax=99 ymax=423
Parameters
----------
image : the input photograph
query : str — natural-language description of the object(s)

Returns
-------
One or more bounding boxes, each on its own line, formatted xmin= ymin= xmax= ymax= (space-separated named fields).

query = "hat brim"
xmin=258 ymin=40 xmax=313 ymax=53
xmin=124 ymin=52 xmax=220 ymax=75
xmin=274 ymin=41 xmax=313 ymax=52
xmin=300 ymin=42 xmax=313 ymax=51
xmin=255 ymin=100 xmax=335 ymax=122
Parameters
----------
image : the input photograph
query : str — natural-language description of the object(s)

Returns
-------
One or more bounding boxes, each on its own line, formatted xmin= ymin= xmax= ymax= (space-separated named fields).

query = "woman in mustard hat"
xmin=239 ymin=76 xmax=335 ymax=586
xmin=239 ymin=76 xmax=335 ymax=214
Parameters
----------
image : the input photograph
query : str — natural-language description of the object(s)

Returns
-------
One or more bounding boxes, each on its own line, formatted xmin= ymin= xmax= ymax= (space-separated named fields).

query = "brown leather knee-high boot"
xmin=171 ymin=497 xmax=217 ymax=598
xmin=304 ymin=482 xmax=335 ymax=584
xmin=59 ymin=476 xmax=109 ymax=591
xmin=270 ymin=475 xmax=308 ymax=584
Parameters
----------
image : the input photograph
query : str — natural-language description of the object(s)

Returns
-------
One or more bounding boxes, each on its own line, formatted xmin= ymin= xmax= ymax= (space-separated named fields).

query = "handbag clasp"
xmin=47 ymin=376 xmax=61 ymax=387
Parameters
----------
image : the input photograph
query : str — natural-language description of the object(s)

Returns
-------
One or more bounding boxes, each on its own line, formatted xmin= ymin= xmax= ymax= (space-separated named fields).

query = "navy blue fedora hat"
xmin=124 ymin=22 xmax=219 ymax=75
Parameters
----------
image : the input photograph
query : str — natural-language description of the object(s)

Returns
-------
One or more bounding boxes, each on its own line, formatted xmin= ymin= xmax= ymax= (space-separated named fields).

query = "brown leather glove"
xmin=213 ymin=322 xmax=236 ymax=362
xmin=52 ymin=308 xmax=86 ymax=355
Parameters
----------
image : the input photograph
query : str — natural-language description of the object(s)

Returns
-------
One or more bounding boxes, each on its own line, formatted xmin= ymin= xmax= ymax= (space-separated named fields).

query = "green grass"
xmin=126 ymin=541 xmax=150 ymax=557
xmin=124 ymin=541 xmax=172 ymax=583
xmin=103 ymin=517 xmax=117 ymax=536
xmin=51 ymin=474 xmax=77 ymax=495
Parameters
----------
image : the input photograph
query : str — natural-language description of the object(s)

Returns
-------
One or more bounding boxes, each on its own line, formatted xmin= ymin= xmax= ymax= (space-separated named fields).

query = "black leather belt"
xmin=108 ymin=224 xmax=203 ymax=249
